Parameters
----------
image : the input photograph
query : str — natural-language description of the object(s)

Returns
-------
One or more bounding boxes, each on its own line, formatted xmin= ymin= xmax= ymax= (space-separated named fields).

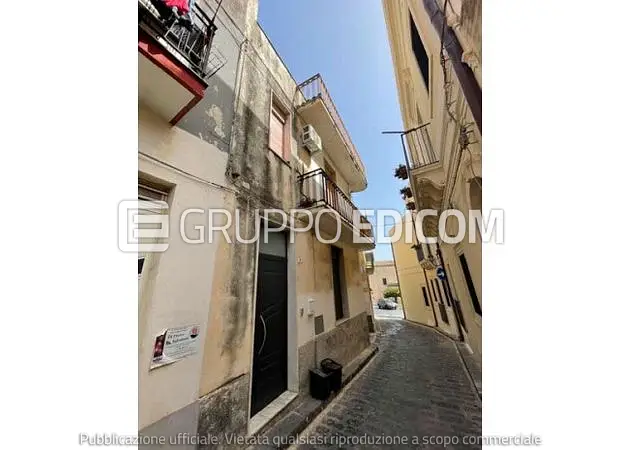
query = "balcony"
xmin=296 ymin=74 xmax=367 ymax=192
xmin=364 ymin=251 xmax=376 ymax=274
xmin=138 ymin=0 xmax=217 ymax=124
xmin=407 ymin=123 xmax=439 ymax=171
xmin=413 ymin=243 xmax=438 ymax=271
xmin=298 ymin=169 xmax=374 ymax=250
xmin=406 ymin=123 xmax=444 ymax=218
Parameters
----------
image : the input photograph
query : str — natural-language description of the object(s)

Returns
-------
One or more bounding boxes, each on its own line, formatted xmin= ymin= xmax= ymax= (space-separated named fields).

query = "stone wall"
xmin=298 ymin=311 xmax=370 ymax=394
xmin=197 ymin=374 xmax=250 ymax=449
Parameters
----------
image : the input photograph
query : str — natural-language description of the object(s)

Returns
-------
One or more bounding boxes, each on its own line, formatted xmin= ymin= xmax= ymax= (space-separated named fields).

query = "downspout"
xmin=423 ymin=0 xmax=482 ymax=133
xmin=227 ymin=37 xmax=249 ymax=180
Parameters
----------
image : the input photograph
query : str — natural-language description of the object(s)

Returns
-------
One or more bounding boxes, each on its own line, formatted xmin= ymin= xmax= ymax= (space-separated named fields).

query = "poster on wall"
xmin=150 ymin=324 xmax=200 ymax=370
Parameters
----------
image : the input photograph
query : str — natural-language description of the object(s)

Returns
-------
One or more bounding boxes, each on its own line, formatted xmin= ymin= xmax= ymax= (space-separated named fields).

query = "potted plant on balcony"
xmin=394 ymin=164 xmax=408 ymax=180
xmin=400 ymin=186 xmax=413 ymax=199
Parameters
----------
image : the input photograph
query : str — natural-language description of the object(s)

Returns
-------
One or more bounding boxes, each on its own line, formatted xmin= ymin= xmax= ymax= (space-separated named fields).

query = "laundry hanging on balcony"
xmin=161 ymin=0 xmax=190 ymax=15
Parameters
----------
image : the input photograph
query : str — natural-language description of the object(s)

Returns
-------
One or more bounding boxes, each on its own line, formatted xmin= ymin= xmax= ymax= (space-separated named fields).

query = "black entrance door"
xmin=250 ymin=252 xmax=288 ymax=416
xmin=331 ymin=246 xmax=345 ymax=320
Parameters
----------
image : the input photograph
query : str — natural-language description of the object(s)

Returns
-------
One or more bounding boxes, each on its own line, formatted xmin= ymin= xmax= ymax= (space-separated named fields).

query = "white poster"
xmin=150 ymin=324 xmax=200 ymax=370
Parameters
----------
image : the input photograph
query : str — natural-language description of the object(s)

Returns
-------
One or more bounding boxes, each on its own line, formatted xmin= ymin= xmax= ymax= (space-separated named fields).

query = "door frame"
xmin=246 ymin=224 xmax=298 ymax=425
xmin=330 ymin=244 xmax=349 ymax=322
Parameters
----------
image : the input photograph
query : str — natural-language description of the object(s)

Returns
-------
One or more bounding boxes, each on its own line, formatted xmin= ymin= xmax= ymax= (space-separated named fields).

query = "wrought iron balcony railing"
xmin=298 ymin=168 xmax=373 ymax=240
xmin=138 ymin=0 xmax=217 ymax=80
xmin=408 ymin=123 xmax=439 ymax=169
xmin=296 ymin=74 xmax=366 ymax=178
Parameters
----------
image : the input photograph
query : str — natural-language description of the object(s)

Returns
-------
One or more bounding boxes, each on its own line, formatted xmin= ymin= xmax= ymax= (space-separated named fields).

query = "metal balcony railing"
xmin=407 ymin=123 xmax=439 ymax=169
xmin=298 ymin=169 xmax=373 ymax=240
xmin=296 ymin=74 xmax=366 ymax=177
xmin=138 ymin=0 xmax=217 ymax=80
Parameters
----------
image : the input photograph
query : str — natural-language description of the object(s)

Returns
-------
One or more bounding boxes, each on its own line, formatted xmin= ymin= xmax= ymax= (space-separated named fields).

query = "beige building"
xmin=138 ymin=0 xmax=375 ymax=445
xmin=383 ymin=0 xmax=482 ymax=357
xmin=390 ymin=213 xmax=462 ymax=337
xmin=367 ymin=260 xmax=399 ymax=301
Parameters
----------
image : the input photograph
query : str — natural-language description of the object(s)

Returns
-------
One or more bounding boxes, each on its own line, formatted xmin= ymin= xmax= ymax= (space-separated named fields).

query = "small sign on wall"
xmin=150 ymin=324 xmax=200 ymax=370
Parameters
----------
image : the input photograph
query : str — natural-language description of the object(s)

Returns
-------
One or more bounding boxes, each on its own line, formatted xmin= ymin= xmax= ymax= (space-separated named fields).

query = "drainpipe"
xmin=423 ymin=0 xmax=482 ymax=133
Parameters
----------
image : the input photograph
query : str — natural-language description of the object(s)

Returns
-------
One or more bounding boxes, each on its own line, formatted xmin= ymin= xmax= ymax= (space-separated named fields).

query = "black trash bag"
xmin=320 ymin=358 xmax=342 ymax=374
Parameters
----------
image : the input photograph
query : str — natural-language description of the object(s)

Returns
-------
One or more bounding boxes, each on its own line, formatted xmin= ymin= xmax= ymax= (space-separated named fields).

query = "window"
xmin=409 ymin=14 xmax=429 ymax=91
xmin=382 ymin=277 xmax=387 ymax=285
xmin=138 ymin=181 xmax=169 ymax=279
xmin=138 ymin=257 xmax=145 ymax=278
xmin=421 ymin=286 xmax=430 ymax=306
xmin=459 ymin=253 xmax=481 ymax=316
xmin=269 ymin=99 xmax=289 ymax=160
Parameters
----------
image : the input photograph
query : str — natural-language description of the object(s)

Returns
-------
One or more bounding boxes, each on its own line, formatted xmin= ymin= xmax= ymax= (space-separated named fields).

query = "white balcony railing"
xmin=296 ymin=74 xmax=366 ymax=178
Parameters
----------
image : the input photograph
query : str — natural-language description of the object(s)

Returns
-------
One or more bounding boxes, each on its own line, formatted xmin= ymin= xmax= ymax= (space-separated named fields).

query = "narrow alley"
xmin=293 ymin=319 xmax=482 ymax=449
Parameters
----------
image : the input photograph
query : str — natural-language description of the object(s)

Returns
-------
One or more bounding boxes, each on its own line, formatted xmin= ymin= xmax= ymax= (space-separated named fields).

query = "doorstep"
xmin=249 ymin=391 xmax=298 ymax=436
xmin=247 ymin=344 xmax=378 ymax=450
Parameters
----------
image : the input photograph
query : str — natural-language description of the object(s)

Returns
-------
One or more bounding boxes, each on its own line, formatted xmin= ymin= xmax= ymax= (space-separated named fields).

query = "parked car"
xmin=377 ymin=298 xmax=398 ymax=310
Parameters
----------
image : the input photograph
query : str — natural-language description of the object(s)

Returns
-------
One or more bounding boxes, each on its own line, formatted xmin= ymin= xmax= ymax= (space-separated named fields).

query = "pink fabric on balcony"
xmin=163 ymin=0 xmax=189 ymax=14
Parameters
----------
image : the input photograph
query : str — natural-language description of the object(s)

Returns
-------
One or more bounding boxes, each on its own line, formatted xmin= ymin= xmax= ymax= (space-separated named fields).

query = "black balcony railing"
xmin=407 ymin=123 xmax=439 ymax=169
xmin=298 ymin=168 xmax=373 ymax=240
xmin=138 ymin=0 xmax=217 ymax=80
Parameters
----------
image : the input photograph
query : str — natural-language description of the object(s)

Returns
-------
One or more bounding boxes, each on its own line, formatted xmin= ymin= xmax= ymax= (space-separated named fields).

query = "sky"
xmin=258 ymin=0 xmax=407 ymax=261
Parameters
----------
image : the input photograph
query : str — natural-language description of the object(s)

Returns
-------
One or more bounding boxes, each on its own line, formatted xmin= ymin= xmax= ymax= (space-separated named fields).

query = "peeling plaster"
xmin=207 ymin=104 xmax=226 ymax=139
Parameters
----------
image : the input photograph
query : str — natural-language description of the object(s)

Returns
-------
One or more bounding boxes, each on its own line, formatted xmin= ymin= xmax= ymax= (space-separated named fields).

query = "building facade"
xmin=382 ymin=0 xmax=482 ymax=357
xmin=390 ymin=212 xmax=462 ymax=337
xmin=367 ymin=260 xmax=399 ymax=301
xmin=138 ymin=0 xmax=375 ymax=446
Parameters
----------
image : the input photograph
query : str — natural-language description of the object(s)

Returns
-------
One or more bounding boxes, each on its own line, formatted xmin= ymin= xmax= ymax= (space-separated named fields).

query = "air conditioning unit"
xmin=302 ymin=124 xmax=322 ymax=153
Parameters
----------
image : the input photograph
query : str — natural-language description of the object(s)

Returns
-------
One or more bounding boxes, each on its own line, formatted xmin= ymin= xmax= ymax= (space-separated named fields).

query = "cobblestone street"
xmin=294 ymin=319 xmax=482 ymax=449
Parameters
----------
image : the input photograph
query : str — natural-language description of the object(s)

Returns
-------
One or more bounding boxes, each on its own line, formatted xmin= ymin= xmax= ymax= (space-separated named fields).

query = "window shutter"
xmin=137 ymin=184 xmax=168 ymax=262
xmin=269 ymin=105 xmax=286 ymax=158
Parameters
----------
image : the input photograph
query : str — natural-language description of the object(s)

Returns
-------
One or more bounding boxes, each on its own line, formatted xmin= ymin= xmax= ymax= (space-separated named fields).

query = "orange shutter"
xmin=269 ymin=106 xmax=286 ymax=158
